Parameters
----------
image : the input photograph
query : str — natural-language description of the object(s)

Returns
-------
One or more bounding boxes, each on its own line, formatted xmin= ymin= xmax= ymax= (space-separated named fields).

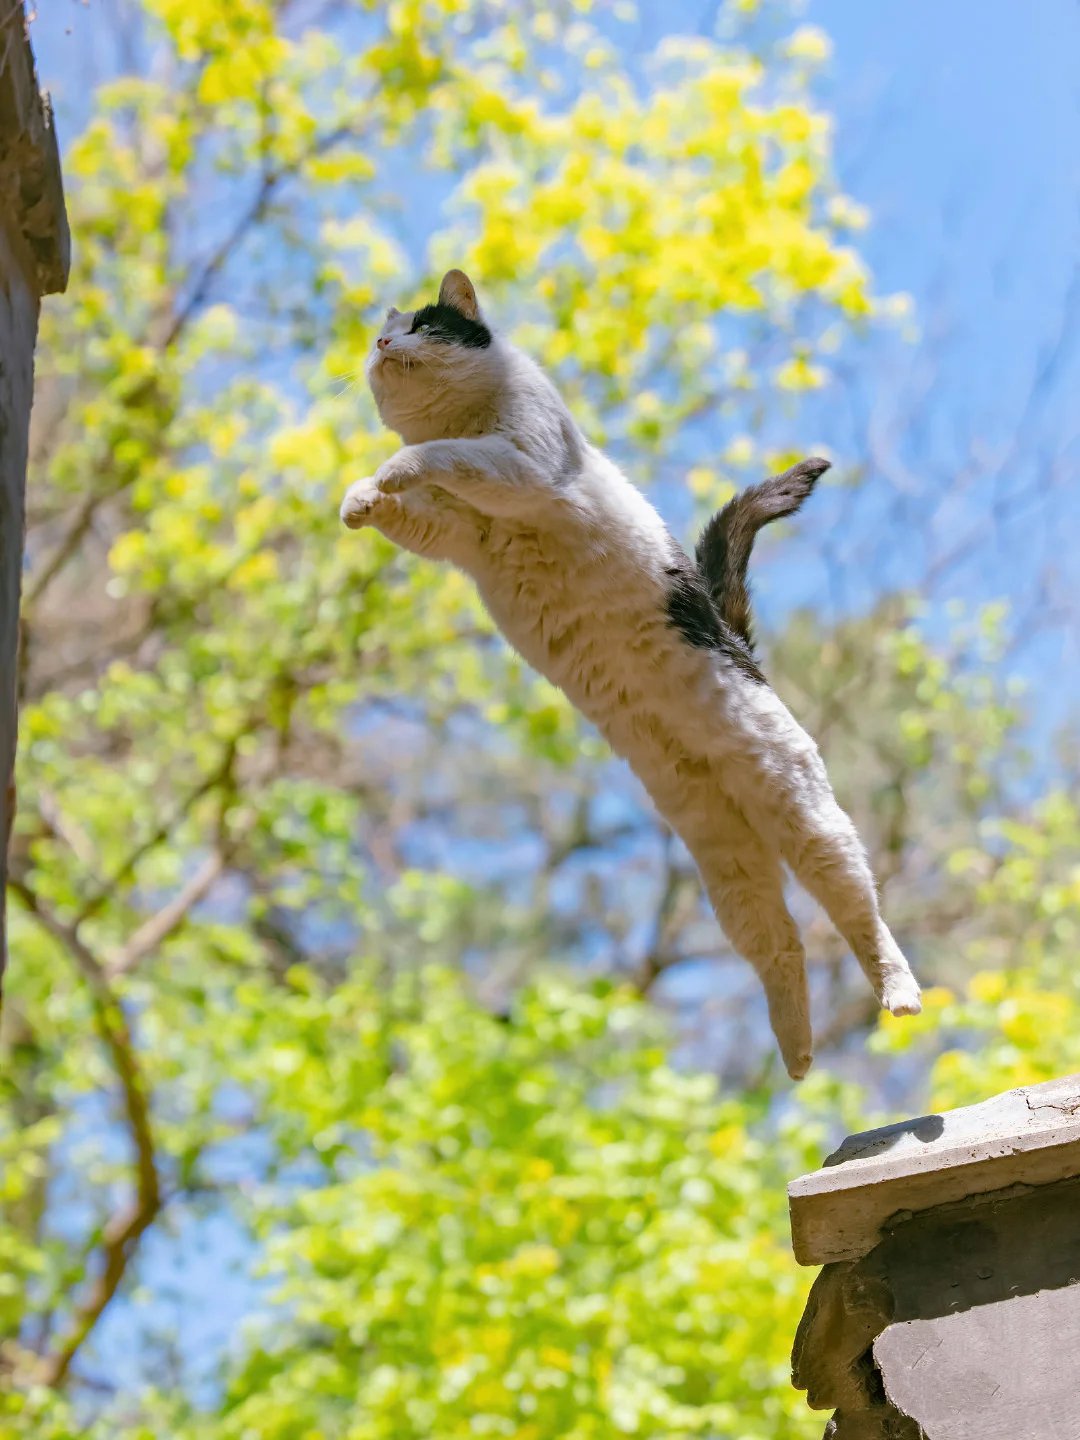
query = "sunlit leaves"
xmin=217 ymin=971 xmax=818 ymax=1440
xmin=8 ymin=0 xmax=1078 ymax=1435
xmin=872 ymin=785 xmax=1080 ymax=1102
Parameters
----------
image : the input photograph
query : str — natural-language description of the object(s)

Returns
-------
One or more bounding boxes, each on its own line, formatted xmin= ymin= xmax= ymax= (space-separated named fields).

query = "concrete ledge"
xmin=0 ymin=3 xmax=70 ymax=294
xmin=789 ymin=1074 xmax=1080 ymax=1266
xmin=789 ymin=1076 xmax=1080 ymax=1439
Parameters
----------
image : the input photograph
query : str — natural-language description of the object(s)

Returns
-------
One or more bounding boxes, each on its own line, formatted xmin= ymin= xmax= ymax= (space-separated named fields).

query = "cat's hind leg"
xmin=778 ymin=798 xmax=921 ymax=1017
xmin=681 ymin=813 xmax=814 ymax=1080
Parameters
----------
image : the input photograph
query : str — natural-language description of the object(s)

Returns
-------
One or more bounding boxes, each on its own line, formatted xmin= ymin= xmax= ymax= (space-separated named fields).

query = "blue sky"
xmin=816 ymin=0 xmax=1078 ymax=314
xmin=819 ymin=0 xmax=1079 ymax=515
xmin=810 ymin=0 xmax=1079 ymax=598
xmin=809 ymin=0 xmax=1080 ymax=732
xmin=24 ymin=0 xmax=1080 ymax=1404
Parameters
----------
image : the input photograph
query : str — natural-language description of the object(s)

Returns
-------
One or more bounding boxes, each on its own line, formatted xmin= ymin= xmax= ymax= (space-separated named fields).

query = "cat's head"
xmin=372 ymin=270 xmax=492 ymax=362
xmin=366 ymin=270 xmax=500 ymax=440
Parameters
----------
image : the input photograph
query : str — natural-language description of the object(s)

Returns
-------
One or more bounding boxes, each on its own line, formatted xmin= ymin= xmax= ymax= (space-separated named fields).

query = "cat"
xmin=339 ymin=269 xmax=922 ymax=1077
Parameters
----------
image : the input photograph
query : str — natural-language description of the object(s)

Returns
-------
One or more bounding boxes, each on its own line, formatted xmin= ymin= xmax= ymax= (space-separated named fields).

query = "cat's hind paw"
xmin=784 ymin=1046 xmax=814 ymax=1082
xmin=879 ymin=973 xmax=922 ymax=1017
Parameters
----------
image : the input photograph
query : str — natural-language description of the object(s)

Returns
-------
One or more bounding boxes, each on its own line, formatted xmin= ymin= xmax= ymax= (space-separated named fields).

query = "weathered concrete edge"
xmin=0 ymin=3 xmax=71 ymax=294
xmin=790 ymin=1126 xmax=1080 ymax=1266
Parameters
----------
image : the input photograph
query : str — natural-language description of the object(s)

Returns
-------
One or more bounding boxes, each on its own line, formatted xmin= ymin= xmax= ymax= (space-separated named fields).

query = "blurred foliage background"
xmin=3 ymin=0 xmax=1080 ymax=1434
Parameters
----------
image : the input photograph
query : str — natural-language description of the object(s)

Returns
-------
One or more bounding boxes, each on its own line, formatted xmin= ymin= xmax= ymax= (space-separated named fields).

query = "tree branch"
xmin=7 ymin=876 xmax=161 ymax=1389
xmin=73 ymin=743 xmax=236 ymax=929
xmin=106 ymin=848 xmax=226 ymax=980
xmin=25 ymin=117 xmax=357 ymax=615
xmin=160 ymin=122 xmax=353 ymax=348
xmin=22 ymin=492 xmax=100 ymax=610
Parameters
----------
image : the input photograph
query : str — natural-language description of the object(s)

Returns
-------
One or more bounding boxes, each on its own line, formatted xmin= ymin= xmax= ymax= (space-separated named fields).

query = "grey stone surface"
xmin=0 ymin=3 xmax=68 ymax=986
xmin=789 ymin=1074 xmax=1080 ymax=1265
xmin=877 ymin=1287 xmax=1080 ymax=1440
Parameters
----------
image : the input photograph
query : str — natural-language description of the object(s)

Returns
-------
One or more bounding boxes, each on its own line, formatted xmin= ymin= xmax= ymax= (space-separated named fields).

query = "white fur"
xmin=341 ymin=278 xmax=922 ymax=1077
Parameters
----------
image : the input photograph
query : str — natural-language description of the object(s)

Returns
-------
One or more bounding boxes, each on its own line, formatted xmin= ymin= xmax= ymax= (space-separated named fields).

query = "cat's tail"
xmin=694 ymin=457 xmax=830 ymax=652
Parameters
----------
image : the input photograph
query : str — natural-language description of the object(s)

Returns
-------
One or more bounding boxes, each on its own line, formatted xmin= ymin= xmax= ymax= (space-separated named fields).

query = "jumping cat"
xmin=340 ymin=269 xmax=922 ymax=1077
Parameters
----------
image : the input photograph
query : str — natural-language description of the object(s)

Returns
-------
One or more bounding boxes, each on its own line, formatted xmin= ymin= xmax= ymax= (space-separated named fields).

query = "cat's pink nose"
xmin=377 ymin=336 xmax=392 ymax=350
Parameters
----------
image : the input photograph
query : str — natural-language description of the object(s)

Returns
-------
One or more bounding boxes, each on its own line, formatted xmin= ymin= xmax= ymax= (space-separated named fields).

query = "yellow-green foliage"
xmin=874 ymin=786 xmax=1080 ymax=1104
xmin=4 ymin=1 xmax=1077 ymax=1436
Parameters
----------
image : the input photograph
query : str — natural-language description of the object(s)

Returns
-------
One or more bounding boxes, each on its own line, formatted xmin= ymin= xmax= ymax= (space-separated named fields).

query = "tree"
xmin=4 ymin=0 xmax=1078 ymax=1434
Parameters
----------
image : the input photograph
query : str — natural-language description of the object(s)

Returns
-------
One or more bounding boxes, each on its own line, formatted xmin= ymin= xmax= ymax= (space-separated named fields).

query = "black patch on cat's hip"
xmin=410 ymin=303 xmax=492 ymax=349
xmin=664 ymin=543 xmax=766 ymax=684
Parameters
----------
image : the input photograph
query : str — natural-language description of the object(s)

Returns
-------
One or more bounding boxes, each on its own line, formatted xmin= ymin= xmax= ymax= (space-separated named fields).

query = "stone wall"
xmin=788 ymin=1074 xmax=1080 ymax=1438
xmin=0 ymin=5 xmax=70 ymax=986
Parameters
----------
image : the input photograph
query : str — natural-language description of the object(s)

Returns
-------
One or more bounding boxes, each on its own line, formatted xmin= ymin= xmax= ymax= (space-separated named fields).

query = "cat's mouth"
xmin=371 ymin=348 xmax=429 ymax=379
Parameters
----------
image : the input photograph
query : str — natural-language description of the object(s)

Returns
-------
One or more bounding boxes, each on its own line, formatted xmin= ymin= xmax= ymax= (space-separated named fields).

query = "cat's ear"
xmin=438 ymin=269 xmax=480 ymax=320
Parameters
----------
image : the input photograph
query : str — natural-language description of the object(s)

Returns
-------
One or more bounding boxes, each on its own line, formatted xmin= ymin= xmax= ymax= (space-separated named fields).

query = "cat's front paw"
xmin=375 ymin=448 xmax=425 ymax=495
xmin=340 ymin=478 xmax=385 ymax=529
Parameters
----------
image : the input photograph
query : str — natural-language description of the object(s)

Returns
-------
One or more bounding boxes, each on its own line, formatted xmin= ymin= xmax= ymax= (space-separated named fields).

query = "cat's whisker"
xmin=326 ymin=368 xmax=367 ymax=398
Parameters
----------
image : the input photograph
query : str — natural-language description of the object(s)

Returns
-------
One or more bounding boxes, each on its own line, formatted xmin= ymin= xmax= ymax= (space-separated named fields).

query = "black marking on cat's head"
xmin=664 ymin=542 xmax=766 ymax=684
xmin=409 ymin=303 xmax=492 ymax=349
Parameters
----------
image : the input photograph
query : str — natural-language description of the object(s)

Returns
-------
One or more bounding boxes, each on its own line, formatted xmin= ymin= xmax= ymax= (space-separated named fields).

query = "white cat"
xmin=340 ymin=269 xmax=922 ymax=1077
